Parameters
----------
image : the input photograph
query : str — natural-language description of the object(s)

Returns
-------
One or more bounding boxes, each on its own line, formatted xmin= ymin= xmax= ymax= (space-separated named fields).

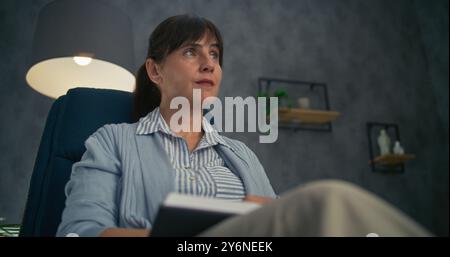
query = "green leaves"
xmin=257 ymin=88 xmax=293 ymax=112
xmin=273 ymin=89 xmax=288 ymax=98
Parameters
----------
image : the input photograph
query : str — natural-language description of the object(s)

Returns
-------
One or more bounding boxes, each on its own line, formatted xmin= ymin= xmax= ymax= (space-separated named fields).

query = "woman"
xmin=57 ymin=14 xmax=275 ymax=237
xmin=57 ymin=14 xmax=430 ymax=237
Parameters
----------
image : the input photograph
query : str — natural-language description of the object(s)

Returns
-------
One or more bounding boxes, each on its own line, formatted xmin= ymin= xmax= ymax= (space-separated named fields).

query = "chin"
xmin=202 ymin=92 xmax=219 ymax=101
xmin=188 ymin=87 xmax=218 ymax=103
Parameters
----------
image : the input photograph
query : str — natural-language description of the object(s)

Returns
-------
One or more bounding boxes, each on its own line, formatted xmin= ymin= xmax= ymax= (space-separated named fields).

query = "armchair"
xmin=20 ymin=88 xmax=133 ymax=236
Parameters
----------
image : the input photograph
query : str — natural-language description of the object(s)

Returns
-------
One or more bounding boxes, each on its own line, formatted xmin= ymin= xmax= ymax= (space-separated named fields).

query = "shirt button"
xmin=189 ymin=176 xmax=195 ymax=181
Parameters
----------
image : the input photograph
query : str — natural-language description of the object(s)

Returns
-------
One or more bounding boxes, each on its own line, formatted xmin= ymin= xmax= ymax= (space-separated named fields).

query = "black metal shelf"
xmin=366 ymin=122 xmax=414 ymax=173
xmin=258 ymin=77 xmax=336 ymax=132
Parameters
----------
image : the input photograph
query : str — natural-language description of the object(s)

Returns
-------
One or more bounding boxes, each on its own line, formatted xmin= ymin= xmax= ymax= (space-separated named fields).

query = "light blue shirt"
xmin=136 ymin=107 xmax=245 ymax=200
xmin=56 ymin=115 xmax=276 ymax=237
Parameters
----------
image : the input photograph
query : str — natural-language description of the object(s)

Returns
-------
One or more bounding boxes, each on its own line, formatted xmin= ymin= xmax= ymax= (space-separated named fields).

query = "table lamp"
xmin=26 ymin=0 xmax=135 ymax=99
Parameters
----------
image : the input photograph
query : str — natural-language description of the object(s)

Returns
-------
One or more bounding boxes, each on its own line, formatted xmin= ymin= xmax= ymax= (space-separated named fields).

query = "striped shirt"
xmin=136 ymin=107 xmax=245 ymax=201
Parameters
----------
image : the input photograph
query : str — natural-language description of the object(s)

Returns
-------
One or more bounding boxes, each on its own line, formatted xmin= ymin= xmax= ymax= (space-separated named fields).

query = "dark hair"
xmin=132 ymin=14 xmax=224 ymax=122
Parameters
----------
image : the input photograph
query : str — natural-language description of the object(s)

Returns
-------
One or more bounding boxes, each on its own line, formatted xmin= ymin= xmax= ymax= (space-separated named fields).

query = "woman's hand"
xmin=244 ymin=195 xmax=274 ymax=205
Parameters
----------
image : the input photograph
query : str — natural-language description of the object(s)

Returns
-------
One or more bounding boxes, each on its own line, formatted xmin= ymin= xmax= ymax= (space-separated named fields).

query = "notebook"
xmin=151 ymin=193 xmax=262 ymax=236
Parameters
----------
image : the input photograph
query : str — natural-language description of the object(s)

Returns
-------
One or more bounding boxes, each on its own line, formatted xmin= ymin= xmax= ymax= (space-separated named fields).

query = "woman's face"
xmin=148 ymin=32 xmax=222 ymax=107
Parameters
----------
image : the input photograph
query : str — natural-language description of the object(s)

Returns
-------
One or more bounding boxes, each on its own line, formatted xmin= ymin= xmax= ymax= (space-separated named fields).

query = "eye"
xmin=184 ymin=48 xmax=196 ymax=57
xmin=210 ymin=51 xmax=219 ymax=59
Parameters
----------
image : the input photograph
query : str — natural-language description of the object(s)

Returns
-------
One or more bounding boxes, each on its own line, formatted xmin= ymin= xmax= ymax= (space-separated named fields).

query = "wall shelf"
xmin=366 ymin=122 xmax=415 ymax=173
xmin=278 ymin=108 xmax=340 ymax=124
xmin=258 ymin=77 xmax=340 ymax=132
xmin=369 ymin=154 xmax=416 ymax=166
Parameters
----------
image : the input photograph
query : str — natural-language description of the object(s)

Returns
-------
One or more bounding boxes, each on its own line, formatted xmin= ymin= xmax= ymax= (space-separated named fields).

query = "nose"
xmin=199 ymin=54 xmax=214 ymax=73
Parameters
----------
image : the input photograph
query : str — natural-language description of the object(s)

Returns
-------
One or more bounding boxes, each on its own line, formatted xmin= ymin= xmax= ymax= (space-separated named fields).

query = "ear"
xmin=145 ymin=58 xmax=163 ymax=85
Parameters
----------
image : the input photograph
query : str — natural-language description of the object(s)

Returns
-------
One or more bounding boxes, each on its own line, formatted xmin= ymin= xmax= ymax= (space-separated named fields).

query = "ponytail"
xmin=131 ymin=63 xmax=161 ymax=122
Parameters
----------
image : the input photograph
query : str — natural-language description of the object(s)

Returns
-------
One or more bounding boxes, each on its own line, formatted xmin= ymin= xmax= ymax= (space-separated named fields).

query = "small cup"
xmin=297 ymin=97 xmax=310 ymax=109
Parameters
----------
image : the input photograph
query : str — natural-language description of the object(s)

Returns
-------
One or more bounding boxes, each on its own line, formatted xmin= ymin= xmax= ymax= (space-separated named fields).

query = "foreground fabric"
xmin=200 ymin=180 xmax=432 ymax=237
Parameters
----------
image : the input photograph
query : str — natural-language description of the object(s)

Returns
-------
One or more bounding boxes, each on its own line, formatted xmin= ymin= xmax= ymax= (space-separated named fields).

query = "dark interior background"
xmin=0 ymin=0 xmax=448 ymax=235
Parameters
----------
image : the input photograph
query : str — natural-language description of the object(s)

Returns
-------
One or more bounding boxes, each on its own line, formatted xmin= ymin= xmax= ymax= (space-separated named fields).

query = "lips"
xmin=195 ymin=79 xmax=214 ymax=87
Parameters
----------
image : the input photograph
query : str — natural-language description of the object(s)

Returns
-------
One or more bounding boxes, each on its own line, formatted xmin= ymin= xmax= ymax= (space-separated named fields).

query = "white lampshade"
xmin=26 ymin=0 xmax=135 ymax=99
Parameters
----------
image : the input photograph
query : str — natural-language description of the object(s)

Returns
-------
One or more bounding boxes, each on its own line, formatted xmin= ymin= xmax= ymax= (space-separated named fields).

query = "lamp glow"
xmin=26 ymin=0 xmax=135 ymax=99
xmin=26 ymin=57 xmax=136 ymax=99
xmin=73 ymin=56 xmax=92 ymax=66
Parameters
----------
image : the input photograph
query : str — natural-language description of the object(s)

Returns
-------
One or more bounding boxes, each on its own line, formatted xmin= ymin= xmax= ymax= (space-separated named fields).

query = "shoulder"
xmin=91 ymin=122 xmax=138 ymax=139
xmin=219 ymin=136 xmax=261 ymax=163
xmin=87 ymin=122 xmax=139 ymax=150
xmin=220 ymin=136 xmax=248 ymax=152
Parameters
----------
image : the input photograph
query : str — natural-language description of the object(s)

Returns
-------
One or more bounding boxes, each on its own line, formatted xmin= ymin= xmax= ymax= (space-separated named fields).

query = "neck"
xmin=158 ymin=101 xmax=204 ymax=140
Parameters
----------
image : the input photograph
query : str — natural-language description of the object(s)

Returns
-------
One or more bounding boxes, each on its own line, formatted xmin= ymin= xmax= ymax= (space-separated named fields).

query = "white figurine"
xmin=377 ymin=129 xmax=391 ymax=156
xmin=393 ymin=141 xmax=405 ymax=155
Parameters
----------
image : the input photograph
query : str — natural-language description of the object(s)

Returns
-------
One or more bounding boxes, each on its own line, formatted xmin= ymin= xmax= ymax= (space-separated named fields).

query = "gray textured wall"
xmin=414 ymin=0 xmax=449 ymax=237
xmin=0 ymin=0 xmax=448 ymax=235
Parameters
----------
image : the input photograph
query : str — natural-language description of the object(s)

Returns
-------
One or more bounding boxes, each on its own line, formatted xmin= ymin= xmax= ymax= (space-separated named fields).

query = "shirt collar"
xmin=136 ymin=107 xmax=231 ymax=149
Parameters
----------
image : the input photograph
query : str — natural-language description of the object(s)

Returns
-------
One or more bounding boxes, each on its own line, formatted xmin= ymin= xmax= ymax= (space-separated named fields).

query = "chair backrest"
xmin=20 ymin=88 xmax=134 ymax=236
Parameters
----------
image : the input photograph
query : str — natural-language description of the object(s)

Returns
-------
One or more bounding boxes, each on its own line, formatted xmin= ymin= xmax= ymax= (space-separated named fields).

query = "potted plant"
xmin=273 ymin=89 xmax=293 ymax=108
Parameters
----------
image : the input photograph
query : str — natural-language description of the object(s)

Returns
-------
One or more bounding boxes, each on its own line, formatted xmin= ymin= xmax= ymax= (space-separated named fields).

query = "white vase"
xmin=393 ymin=141 xmax=405 ymax=155
xmin=377 ymin=129 xmax=391 ymax=156
xmin=297 ymin=97 xmax=310 ymax=109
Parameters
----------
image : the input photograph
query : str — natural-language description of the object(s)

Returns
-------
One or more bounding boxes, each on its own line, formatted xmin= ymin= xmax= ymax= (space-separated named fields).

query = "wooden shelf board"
xmin=278 ymin=108 xmax=340 ymax=124
xmin=370 ymin=154 xmax=416 ymax=166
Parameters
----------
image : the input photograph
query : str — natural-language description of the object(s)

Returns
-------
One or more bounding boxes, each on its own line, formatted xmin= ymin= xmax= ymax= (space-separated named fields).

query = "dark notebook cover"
xmin=151 ymin=193 xmax=261 ymax=237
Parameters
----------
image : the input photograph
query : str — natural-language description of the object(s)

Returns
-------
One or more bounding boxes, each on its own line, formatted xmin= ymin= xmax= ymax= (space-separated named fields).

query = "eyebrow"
xmin=183 ymin=42 xmax=220 ymax=49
